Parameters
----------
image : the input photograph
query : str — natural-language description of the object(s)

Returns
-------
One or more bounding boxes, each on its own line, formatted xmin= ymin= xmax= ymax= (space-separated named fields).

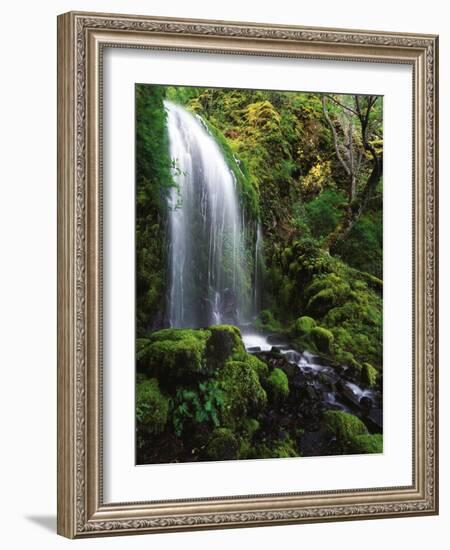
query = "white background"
xmin=103 ymin=49 xmax=412 ymax=502
xmin=0 ymin=0 xmax=447 ymax=548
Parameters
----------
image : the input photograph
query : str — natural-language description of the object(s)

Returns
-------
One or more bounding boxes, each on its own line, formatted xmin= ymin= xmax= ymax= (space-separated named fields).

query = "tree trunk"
xmin=323 ymin=155 xmax=382 ymax=252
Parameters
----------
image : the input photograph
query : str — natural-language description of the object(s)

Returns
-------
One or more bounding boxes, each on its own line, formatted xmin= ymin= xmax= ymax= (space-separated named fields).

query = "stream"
xmin=241 ymin=330 xmax=382 ymax=435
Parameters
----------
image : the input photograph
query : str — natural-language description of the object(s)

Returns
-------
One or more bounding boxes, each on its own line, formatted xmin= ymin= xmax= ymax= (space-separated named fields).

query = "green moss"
xmin=255 ymin=309 xmax=283 ymax=332
xmin=248 ymin=436 xmax=299 ymax=459
xmin=310 ymin=326 xmax=334 ymax=355
xmin=306 ymin=273 xmax=351 ymax=317
xmin=323 ymin=411 xmax=368 ymax=443
xmin=334 ymin=350 xmax=362 ymax=377
xmin=267 ymin=368 xmax=290 ymax=403
xmin=218 ymin=360 xmax=267 ymax=428
xmin=242 ymin=418 xmax=260 ymax=439
xmin=135 ymin=85 xmax=175 ymax=334
xmin=349 ymin=433 xmax=383 ymax=454
xmin=205 ymin=428 xmax=239 ymax=461
xmin=293 ymin=316 xmax=316 ymax=336
xmin=200 ymin=118 xmax=259 ymax=218
xmin=136 ymin=378 xmax=169 ymax=433
xmin=361 ymin=362 xmax=378 ymax=388
xmin=244 ymin=353 xmax=269 ymax=384
xmin=206 ymin=325 xmax=245 ymax=365
xmin=145 ymin=328 xmax=211 ymax=379
xmin=149 ymin=328 xmax=210 ymax=343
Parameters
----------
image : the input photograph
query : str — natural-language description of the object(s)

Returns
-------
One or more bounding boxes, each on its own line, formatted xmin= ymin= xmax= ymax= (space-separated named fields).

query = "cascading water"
xmin=165 ymin=101 xmax=254 ymax=328
xmin=253 ymin=222 xmax=263 ymax=316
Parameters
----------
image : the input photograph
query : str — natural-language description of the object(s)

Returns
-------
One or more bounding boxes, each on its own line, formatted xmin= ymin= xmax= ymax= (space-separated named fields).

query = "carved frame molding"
xmin=57 ymin=11 xmax=438 ymax=538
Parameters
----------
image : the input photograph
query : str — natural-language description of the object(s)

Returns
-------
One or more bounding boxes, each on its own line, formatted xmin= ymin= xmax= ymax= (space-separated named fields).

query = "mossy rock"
xmin=249 ymin=436 xmax=299 ymax=459
xmin=323 ymin=411 xmax=368 ymax=443
xmin=306 ymin=273 xmax=351 ymax=317
xmin=205 ymin=428 xmax=239 ymax=461
xmin=136 ymin=338 xmax=152 ymax=365
xmin=310 ymin=326 xmax=334 ymax=355
xmin=136 ymin=378 xmax=169 ymax=434
xmin=206 ymin=325 xmax=245 ymax=365
xmin=218 ymin=360 xmax=267 ymax=427
xmin=349 ymin=433 xmax=383 ymax=454
xmin=361 ymin=362 xmax=378 ymax=388
xmin=255 ymin=309 xmax=282 ymax=332
xmin=241 ymin=418 xmax=260 ymax=439
xmin=293 ymin=316 xmax=316 ymax=337
xmin=335 ymin=350 xmax=361 ymax=370
xmin=244 ymin=353 xmax=269 ymax=384
xmin=267 ymin=368 xmax=289 ymax=403
xmin=145 ymin=328 xmax=211 ymax=379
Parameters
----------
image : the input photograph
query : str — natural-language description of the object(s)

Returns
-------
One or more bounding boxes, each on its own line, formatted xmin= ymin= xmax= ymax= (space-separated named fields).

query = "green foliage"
xmin=205 ymin=428 xmax=239 ymax=461
xmin=334 ymin=206 xmax=383 ymax=278
xmin=135 ymin=85 xmax=176 ymax=333
xmin=145 ymin=328 xmax=211 ymax=379
xmin=254 ymin=309 xmax=283 ymax=332
xmin=267 ymin=368 xmax=290 ymax=403
xmin=136 ymin=378 xmax=169 ymax=433
xmin=302 ymin=189 xmax=346 ymax=239
xmin=349 ymin=433 xmax=383 ymax=454
xmin=361 ymin=362 xmax=378 ymax=388
xmin=323 ymin=411 xmax=368 ymax=443
xmin=219 ymin=360 xmax=267 ymax=428
xmin=171 ymin=380 xmax=224 ymax=437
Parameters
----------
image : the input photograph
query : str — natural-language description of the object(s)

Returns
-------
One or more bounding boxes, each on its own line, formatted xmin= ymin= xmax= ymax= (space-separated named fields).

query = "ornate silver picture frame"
xmin=57 ymin=11 xmax=438 ymax=538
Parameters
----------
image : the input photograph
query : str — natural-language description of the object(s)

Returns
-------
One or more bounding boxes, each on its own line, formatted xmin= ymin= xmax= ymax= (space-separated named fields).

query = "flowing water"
xmin=165 ymin=101 xmax=253 ymax=328
xmin=241 ymin=332 xmax=382 ymax=423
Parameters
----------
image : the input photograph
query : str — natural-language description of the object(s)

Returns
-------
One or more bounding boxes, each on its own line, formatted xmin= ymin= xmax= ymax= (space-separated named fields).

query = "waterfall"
xmin=164 ymin=101 xmax=254 ymax=328
xmin=253 ymin=222 xmax=263 ymax=315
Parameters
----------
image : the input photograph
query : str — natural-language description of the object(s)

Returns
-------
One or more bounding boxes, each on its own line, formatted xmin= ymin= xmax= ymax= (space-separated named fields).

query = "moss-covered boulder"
xmin=349 ymin=433 xmax=383 ymax=454
xmin=361 ymin=362 xmax=378 ymax=388
xmin=144 ymin=328 xmax=211 ymax=379
xmin=293 ymin=315 xmax=316 ymax=336
xmin=255 ymin=309 xmax=282 ymax=332
xmin=310 ymin=326 xmax=334 ymax=355
xmin=323 ymin=410 xmax=368 ymax=443
xmin=267 ymin=368 xmax=290 ymax=403
xmin=306 ymin=273 xmax=351 ymax=317
xmin=136 ymin=378 xmax=169 ymax=434
xmin=218 ymin=360 xmax=267 ymax=427
xmin=205 ymin=428 xmax=239 ymax=461
xmin=244 ymin=353 xmax=269 ymax=384
xmin=205 ymin=324 xmax=245 ymax=365
xmin=247 ymin=436 xmax=299 ymax=459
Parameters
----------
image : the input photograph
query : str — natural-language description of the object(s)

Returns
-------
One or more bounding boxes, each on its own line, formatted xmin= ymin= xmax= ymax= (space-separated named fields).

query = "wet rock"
xmin=366 ymin=408 xmax=383 ymax=431
xmin=267 ymin=333 xmax=288 ymax=345
xmin=359 ymin=396 xmax=374 ymax=416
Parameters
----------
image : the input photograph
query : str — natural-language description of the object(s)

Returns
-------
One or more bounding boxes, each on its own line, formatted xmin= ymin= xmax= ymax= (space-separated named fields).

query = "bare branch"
xmin=324 ymin=94 xmax=359 ymax=117
xmin=321 ymin=96 xmax=351 ymax=176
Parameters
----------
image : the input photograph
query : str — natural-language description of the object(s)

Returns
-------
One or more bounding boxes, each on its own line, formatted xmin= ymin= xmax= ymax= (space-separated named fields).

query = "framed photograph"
xmin=57 ymin=11 xmax=439 ymax=538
